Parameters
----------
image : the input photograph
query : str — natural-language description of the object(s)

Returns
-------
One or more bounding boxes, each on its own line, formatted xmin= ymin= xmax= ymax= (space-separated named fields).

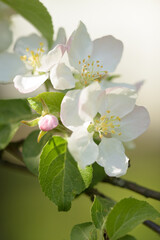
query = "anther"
xmin=79 ymin=61 xmax=81 ymax=64
xmin=116 ymin=117 xmax=121 ymax=121
xmin=83 ymin=59 xmax=85 ymax=63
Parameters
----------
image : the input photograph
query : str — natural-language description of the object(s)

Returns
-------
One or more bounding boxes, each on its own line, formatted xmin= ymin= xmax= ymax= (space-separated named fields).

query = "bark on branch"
xmin=102 ymin=176 xmax=160 ymax=201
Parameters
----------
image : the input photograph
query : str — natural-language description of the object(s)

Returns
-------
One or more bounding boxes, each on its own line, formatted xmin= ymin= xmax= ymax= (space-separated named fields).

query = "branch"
xmin=85 ymin=187 xmax=160 ymax=235
xmin=103 ymin=177 xmax=160 ymax=201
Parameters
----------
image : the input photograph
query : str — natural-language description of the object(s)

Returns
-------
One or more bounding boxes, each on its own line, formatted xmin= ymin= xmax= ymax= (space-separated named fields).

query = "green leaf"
xmin=0 ymin=99 xmax=31 ymax=124
xmin=118 ymin=235 xmax=136 ymax=240
xmin=0 ymin=123 xmax=19 ymax=149
xmin=91 ymin=196 xmax=115 ymax=229
xmin=106 ymin=197 xmax=160 ymax=240
xmin=70 ymin=222 xmax=97 ymax=240
xmin=22 ymin=130 xmax=52 ymax=176
xmin=0 ymin=99 xmax=32 ymax=149
xmin=0 ymin=0 xmax=53 ymax=48
xmin=28 ymin=92 xmax=65 ymax=117
xmin=39 ymin=136 xmax=93 ymax=211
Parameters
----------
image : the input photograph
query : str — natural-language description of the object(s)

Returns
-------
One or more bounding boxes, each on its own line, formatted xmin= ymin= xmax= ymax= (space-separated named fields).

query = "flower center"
xmin=88 ymin=110 xmax=122 ymax=138
xmin=20 ymin=42 xmax=45 ymax=74
xmin=78 ymin=55 xmax=108 ymax=86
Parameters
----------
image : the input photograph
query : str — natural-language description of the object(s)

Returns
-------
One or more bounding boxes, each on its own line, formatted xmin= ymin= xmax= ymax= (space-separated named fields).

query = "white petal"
xmin=79 ymin=82 xmax=102 ymax=121
xmin=39 ymin=44 xmax=64 ymax=72
xmin=68 ymin=126 xmax=99 ymax=169
xmin=53 ymin=27 xmax=66 ymax=47
xmin=91 ymin=36 xmax=123 ymax=72
xmin=100 ymin=80 xmax=136 ymax=91
xmin=68 ymin=21 xmax=93 ymax=70
xmin=13 ymin=73 xmax=49 ymax=93
xmin=50 ymin=63 xmax=75 ymax=90
xmin=0 ymin=19 xmax=12 ymax=52
xmin=14 ymin=33 xmax=48 ymax=56
xmin=60 ymin=89 xmax=84 ymax=131
xmin=0 ymin=52 xmax=27 ymax=83
xmin=117 ymin=105 xmax=150 ymax=142
xmin=97 ymin=138 xmax=129 ymax=177
xmin=99 ymin=87 xmax=137 ymax=118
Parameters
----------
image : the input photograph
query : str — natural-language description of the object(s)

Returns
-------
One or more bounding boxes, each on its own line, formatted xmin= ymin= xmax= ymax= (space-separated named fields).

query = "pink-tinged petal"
xmin=0 ymin=52 xmax=27 ymax=83
xmin=13 ymin=73 xmax=49 ymax=93
xmin=68 ymin=126 xmax=99 ymax=169
xmin=97 ymin=138 xmax=129 ymax=177
xmin=60 ymin=89 xmax=84 ymax=131
xmin=134 ymin=80 xmax=145 ymax=92
xmin=79 ymin=82 xmax=102 ymax=121
xmin=117 ymin=105 xmax=150 ymax=142
xmin=53 ymin=27 xmax=66 ymax=47
xmin=14 ymin=33 xmax=48 ymax=56
xmin=91 ymin=36 xmax=123 ymax=72
xmin=38 ymin=114 xmax=58 ymax=131
xmin=50 ymin=63 xmax=75 ymax=90
xmin=38 ymin=44 xmax=65 ymax=72
xmin=68 ymin=21 xmax=93 ymax=71
xmin=0 ymin=19 xmax=12 ymax=52
xmin=99 ymin=87 xmax=137 ymax=118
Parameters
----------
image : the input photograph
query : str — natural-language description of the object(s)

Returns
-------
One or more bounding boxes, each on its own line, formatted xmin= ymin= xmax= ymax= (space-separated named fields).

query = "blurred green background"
xmin=0 ymin=132 xmax=160 ymax=240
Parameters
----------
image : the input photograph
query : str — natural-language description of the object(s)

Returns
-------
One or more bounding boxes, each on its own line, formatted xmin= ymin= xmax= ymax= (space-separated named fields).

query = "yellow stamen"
xmin=116 ymin=116 xmax=121 ymax=121
xmin=20 ymin=55 xmax=27 ymax=61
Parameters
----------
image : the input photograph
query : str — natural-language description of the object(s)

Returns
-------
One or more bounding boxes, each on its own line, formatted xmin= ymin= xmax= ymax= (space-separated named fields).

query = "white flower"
xmin=0 ymin=29 xmax=69 ymax=91
xmin=13 ymin=33 xmax=68 ymax=93
xmin=53 ymin=21 xmax=123 ymax=89
xmin=60 ymin=82 xmax=150 ymax=177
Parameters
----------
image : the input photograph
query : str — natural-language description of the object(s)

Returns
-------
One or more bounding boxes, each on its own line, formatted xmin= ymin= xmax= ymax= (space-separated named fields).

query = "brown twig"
xmin=103 ymin=176 xmax=160 ymax=201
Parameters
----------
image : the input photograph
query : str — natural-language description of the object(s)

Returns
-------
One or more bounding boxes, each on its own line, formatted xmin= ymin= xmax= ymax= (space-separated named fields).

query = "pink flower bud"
xmin=38 ymin=114 xmax=59 ymax=131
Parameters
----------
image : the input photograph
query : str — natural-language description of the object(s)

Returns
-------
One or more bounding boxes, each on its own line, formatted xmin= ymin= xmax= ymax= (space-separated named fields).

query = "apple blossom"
xmin=60 ymin=82 xmax=150 ymax=177
xmin=53 ymin=21 xmax=123 ymax=89
xmin=13 ymin=33 xmax=68 ymax=93
xmin=38 ymin=114 xmax=59 ymax=131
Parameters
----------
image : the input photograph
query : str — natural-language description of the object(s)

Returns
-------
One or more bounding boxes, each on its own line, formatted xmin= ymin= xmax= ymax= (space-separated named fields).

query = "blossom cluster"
xmin=1 ymin=21 xmax=150 ymax=177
